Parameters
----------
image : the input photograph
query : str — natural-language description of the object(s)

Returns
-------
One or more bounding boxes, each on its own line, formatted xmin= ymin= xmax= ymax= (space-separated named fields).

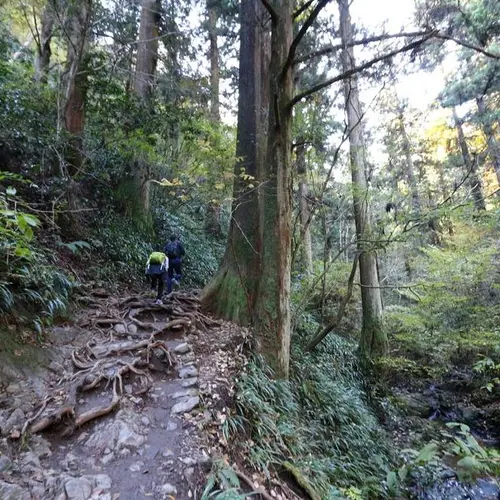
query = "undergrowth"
xmin=229 ymin=313 xmax=392 ymax=499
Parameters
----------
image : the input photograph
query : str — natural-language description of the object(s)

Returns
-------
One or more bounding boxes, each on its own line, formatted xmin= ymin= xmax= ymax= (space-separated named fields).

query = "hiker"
xmin=145 ymin=249 xmax=169 ymax=304
xmin=163 ymin=234 xmax=185 ymax=294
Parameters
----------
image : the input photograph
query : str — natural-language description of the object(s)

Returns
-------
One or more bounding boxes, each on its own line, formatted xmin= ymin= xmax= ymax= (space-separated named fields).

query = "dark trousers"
xmin=150 ymin=272 xmax=168 ymax=300
xmin=167 ymin=258 xmax=182 ymax=293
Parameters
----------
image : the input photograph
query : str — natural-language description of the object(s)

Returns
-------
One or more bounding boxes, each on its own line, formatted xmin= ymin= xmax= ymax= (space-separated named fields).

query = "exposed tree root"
xmin=25 ymin=289 xmax=211 ymax=437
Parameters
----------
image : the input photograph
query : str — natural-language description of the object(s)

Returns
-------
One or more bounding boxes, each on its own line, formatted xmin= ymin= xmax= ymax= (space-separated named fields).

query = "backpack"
xmin=165 ymin=241 xmax=180 ymax=258
xmin=148 ymin=252 xmax=166 ymax=265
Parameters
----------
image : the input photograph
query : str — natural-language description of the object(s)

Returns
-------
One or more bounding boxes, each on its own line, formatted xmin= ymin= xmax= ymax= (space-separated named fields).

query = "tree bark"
xmin=35 ymin=2 xmax=54 ymax=84
xmin=296 ymin=142 xmax=313 ymax=273
xmin=338 ymin=0 xmax=387 ymax=359
xmin=398 ymin=112 xmax=420 ymax=212
xmin=253 ymin=0 xmax=294 ymax=379
xmin=452 ymin=107 xmax=486 ymax=210
xmin=202 ymin=0 xmax=266 ymax=325
xmin=63 ymin=0 xmax=92 ymax=177
xmin=207 ymin=0 xmax=220 ymax=122
xmin=476 ymin=96 xmax=500 ymax=187
xmin=134 ymin=0 xmax=160 ymax=100
xmin=134 ymin=0 xmax=161 ymax=212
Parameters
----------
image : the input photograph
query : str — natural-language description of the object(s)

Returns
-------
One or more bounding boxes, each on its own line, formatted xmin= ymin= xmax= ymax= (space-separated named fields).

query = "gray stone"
xmin=171 ymin=396 xmax=199 ymax=415
xmin=401 ymin=394 xmax=435 ymax=418
xmin=48 ymin=361 xmax=64 ymax=374
xmin=5 ymin=383 xmax=21 ymax=395
xmin=116 ymin=422 xmax=145 ymax=449
xmin=64 ymin=477 xmax=93 ymax=500
xmin=101 ymin=453 xmax=114 ymax=465
xmin=113 ymin=323 xmax=127 ymax=335
xmin=174 ymin=343 xmax=191 ymax=354
xmin=141 ymin=417 xmax=150 ymax=426
xmin=30 ymin=435 xmax=52 ymax=459
xmin=91 ymin=494 xmax=111 ymax=500
xmin=172 ymin=389 xmax=198 ymax=399
xmin=178 ymin=366 xmax=198 ymax=379
xmin=0 ymin=480 xmax=30 ymax=500
xmin=181 ymin=378 xmax=198 ymax=388
xmin=166 ymin=421 xmax=178 ymax=431
xmin=179 ymin=457 xmax=196 ymax=466
xmin=84 ymin=418 xmax=144 ymax=451
xmin=184 ymin=467 xmax=195 ymax=480
xmin=89 ymin=474 xmax=112 ymax=490
xmin=0 ymin=455 xmax=13 ymax=472
xmin=127 ymin=324 xmax=138 ymax=334
xmin=129 ymin=461 xmax=144 ymax=472
xmin=158 ymin=483 xmax=177 ymax=496
xmin=20 ymin=451 xmax=41 ymax=471
xmin=2 ymin=408 xmax=25 ymax=436
xmin=62 ymin=453 xmax=78 ymax=470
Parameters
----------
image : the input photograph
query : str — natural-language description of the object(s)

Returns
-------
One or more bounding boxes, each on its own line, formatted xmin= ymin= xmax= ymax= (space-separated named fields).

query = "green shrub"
xmin=0 ymin=177 xmax=73 ymax=340
xmin=231 ymin=315 xmax=391 ymax=498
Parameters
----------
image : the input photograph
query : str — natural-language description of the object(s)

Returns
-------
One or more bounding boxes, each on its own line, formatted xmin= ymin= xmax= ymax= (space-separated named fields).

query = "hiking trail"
xmin=0 ymin=289 xmax=249 ymax=500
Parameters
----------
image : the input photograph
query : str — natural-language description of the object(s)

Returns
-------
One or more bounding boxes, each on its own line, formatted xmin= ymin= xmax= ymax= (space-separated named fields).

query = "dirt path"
xmin=0 ymin=290 xmax=248 ymax=500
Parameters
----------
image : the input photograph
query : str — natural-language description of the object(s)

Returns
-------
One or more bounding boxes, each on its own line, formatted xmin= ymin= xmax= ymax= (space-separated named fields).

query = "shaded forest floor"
xmin=0 ymin=289 xmax=250 ymax=500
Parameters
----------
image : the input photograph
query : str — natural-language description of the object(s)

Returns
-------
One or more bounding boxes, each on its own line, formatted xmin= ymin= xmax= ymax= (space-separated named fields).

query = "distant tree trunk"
xmin=253 ymin=0 xmax=294 ymax=379
xmin=476 ymin=96 xmax=500 ymax=187
xmin=63 ymin=0 xmax=92 ymax=177
xmin=134 ymin=0 xmax=161 ymax=212
xmin=207 ymin=0 xmax=220 ymax=122
xmin=296 ymin=142 xmax=313 ymax=273
xmin=452 ymin=107 xmax=486 ymax=210
xmin=202 ymin=0 xmax=265 ymax=325
xmin=338 ymin=0 xmax=387 ymax=359
xmin=205 ymin=0 xmax=222 ymax=236
xmin=34 ymin=2 xmax=54 ymax=84
xmin=398 ymin=112 xmax=420 ymax=212
xmin=134 ymin=0 xmax=160 ymax=99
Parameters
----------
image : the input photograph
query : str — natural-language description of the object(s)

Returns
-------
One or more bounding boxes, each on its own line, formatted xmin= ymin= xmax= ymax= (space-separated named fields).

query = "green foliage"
xmin=384 ymin=219 xmax=500 ymax=375
xmin=0 ymin=178 xmax=73 ymax=339
xmin=232 ymin=318 xmax=391 ymax=498
xmin=87 ymin=211 xmax=154 ymax=284
xmin=153 ymin=207 xmax=225 ymax=288
xmin=201 ymin=461 xmax=255 ymax=500
xmin=441 ymin=423 xmax=500 ymax=481
xmin=473 ymin=357 xmax=500 ymax=392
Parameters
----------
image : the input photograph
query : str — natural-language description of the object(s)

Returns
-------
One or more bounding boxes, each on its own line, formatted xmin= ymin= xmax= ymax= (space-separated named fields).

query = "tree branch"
xmin=293 ymin=0 xmax=315 ymax=19
xmin=306 ymin=253 xmax=358 ymax=351
xmin=435 ymin=33 xmax=500 ymax=59
xmin=288 ymin=32 xmax=436 ymax=109
xmin=294 ymin=30 xmax=434 ymax=65
xmin=260 ymin=0 xmax=278 ymax=23
xmin=282 ymin=0 xmax=332 ymax=78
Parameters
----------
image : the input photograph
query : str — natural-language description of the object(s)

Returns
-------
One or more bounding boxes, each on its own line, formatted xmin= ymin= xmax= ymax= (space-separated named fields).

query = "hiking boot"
xmin=171 ymin=278 xmax=179 ymax=286
xmin=154 ymin=299 xmax=162 ymax=305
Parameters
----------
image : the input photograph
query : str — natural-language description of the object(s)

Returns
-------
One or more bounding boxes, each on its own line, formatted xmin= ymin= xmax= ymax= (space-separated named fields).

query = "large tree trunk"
xmin=207 ymin=0 xmax=220 ymax=122
xmin=202 ymin=0 xmax=266 ymax=325
xmin=34 ymin=2 xmax=55 ymax=84
xmin=338 ymin=0 xmax=387 ymax=359
xmin=296 ymin=142 xmax=313 ymax=273
xmin=476 ymin=96 xmax=500 ymax=187
xmin=452 ymin=108 xmax=486 ymax=211
xmin=134 ymin=0 xmax=161 ymax=212
xmin=253 ymin=1 xmax=294 ymax=379
xmin=63 ymin=0 xmax=92 ymax=177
